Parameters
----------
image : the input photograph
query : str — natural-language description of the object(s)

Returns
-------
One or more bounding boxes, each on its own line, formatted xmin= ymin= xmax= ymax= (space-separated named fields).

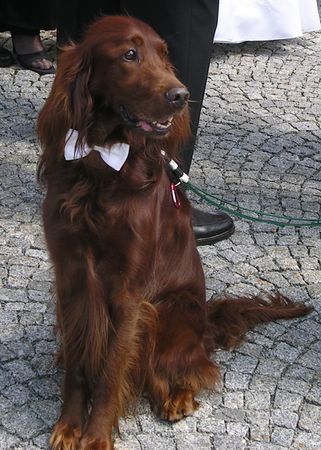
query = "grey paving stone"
xmin=176 ymin=432 xmax=212 ymax=450
xmin=197 ymin=417 xmax=226 ymax=434
xmin=245 ymin=390 xmax=271 ymax=411
xmin=248 ymin=444 xmax=286 ymax=450
xmin=3 ymin=360 xmax=36 ymax=383
xmin=250 ymin=375 xmax=278 ymax=395
xmin=255 ymin=358 xmax=286 ymax=378
xmin=114 ymin=435 xmax=141 ymax=450
xmin=223 ymin=391 xmax=244 ymax=409
xmin=137 ymin=433 xmax=176 ymax=450
xmin=298 ymin=403 xmax=321 ymax=435
xmin=306 ymin=383 xmax=321 ymax=406
xmin=0 ymin=430 xmax=20 ymax=450
xmin=277 ymin=377 xmax=310 ymax=396
xmin=226 ymin=422 xmax=249 ymax=438
xmin=284 ymin=364 xmax=317 ymax=382
xmin=229 ymin=354 xmax=258 ymax=374
xmin=269 ymin=342 xmax=301 ymax=363
xmin=28 ymin=377 xmax=60 ymax=400
xmin=3 ymin=384 xmax=30 ymax=406
xmin=2 ymin=407 xmax=46 ymax=439
xmin=271 ymin=426 xmax=294 ymax=447
xmin=224 ymin=372 xmax=251 ymax=390
xmin=292 ymin=431 xmax=321 ymax=450
xmin=213 ymin=434 xmax=247 ymax=450
xmin=273 ymin=389 xmax=303 ymax=412
xmin=271 ymin=409 xmax=299 ymax=430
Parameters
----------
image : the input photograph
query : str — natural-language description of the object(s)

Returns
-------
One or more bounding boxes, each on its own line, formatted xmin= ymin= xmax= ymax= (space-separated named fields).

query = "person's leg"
xmin=1 ymin=1 xmax=56 ymax=74
xmin=122 ymin=0 xmax=219 ymax=173
xmin=56 ymin=0 xmax=120 ymax=46
xmin=123 ymin=0 xmax=234 ymax=244
xmin=11 ymin=26 xmax=54 ymax=73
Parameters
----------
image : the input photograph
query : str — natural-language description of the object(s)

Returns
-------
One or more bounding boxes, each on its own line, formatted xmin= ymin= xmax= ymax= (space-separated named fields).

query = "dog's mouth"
xmin=119 ymin=105 xmax=173 ymax=135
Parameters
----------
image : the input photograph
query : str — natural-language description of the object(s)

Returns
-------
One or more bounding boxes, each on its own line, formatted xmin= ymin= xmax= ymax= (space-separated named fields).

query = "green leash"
xmin=186 ymin=182 xmax=321 ymax=228
xmin=161 ymin=150 xmax=321 ymax=228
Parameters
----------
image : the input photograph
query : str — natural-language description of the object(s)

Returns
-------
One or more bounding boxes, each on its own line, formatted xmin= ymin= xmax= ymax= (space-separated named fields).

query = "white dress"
xmin=214 ymin=0 xmax=321 ymax=43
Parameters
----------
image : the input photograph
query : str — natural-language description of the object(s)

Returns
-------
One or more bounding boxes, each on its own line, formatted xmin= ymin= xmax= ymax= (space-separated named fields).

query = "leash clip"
xmin=161 ymin=150 xmax=188 ymax=209
xmin=170 ymin=182 xmax=181 ymax=208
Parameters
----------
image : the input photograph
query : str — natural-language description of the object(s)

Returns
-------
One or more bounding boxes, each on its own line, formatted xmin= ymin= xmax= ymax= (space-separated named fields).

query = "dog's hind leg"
xmin=145 ymin=293 xmax=220 ymax=422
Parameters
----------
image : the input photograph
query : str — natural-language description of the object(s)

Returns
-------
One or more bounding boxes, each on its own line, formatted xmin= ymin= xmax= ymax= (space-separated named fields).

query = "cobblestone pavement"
xmin=1 ymin=14 xmax=321 ymax=450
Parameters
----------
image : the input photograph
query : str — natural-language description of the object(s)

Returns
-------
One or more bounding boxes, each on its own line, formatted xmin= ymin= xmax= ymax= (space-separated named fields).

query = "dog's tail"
xmin=205 ymin=293 xmax=312 ymax=351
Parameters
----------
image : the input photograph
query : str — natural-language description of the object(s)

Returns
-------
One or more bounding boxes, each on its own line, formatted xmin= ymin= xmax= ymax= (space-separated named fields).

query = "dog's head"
xmin=40 ymin=16 xmax=190 ymax=154
xmin=85 ymin=16 xmax=189 ymax=137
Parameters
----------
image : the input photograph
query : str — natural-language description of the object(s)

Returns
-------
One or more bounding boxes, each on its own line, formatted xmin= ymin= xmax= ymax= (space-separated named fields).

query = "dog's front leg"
xmin=49 ymin=249 xmax=108 ymax=450
xmin=79 ymin=296 xmax=141 ymax=450
xmin=50 ymin=365 xmax=88 ymax=450
xmin=50 ymin=294 xmax=92 ymax=449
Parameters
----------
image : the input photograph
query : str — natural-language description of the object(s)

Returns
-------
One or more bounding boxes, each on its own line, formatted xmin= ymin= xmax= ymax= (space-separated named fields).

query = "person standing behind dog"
xmin=56 ymin=0 xmax=236 ymax=246
xmin=0 ymin=0 xmax=56 ymax=74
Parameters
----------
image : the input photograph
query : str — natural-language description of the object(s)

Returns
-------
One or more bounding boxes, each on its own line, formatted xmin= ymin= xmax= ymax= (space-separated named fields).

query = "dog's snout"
xmin=165 ymin=87 xmax=189 ymax=108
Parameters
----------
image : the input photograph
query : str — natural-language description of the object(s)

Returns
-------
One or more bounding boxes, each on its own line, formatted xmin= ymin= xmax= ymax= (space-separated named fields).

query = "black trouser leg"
xmin=122 ymin=0 xmax=219 ymax=173
xmin=56 ymin=0 xmax=120 ymax=45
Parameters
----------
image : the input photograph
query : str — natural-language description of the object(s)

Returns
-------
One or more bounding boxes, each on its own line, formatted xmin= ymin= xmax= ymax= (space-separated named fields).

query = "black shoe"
xmin=192 ymin=207 xmax=235 ymax=246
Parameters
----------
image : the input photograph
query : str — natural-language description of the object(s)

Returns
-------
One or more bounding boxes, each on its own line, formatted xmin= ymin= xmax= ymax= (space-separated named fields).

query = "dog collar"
xmin=64 ymin=129 xmax=130 ymax=171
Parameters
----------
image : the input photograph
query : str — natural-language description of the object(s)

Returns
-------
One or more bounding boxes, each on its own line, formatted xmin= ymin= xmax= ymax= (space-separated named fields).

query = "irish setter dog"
xmin=37 ymin=16 xmax=311 ymax=450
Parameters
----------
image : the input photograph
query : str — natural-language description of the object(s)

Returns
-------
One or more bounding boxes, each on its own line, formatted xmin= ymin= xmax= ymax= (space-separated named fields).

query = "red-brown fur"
xmin=37 ymin=16 xmax=312 ymax=450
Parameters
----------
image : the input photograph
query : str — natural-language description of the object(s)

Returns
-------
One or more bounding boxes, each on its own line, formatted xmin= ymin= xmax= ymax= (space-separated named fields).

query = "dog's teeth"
xmin=149 ymin=118 xmax=173 ymax=130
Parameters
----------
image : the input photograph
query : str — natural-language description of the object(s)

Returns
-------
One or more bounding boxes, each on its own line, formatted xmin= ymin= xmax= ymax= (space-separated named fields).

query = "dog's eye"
xmin=123 ymin=49 xmax=138 ymax=61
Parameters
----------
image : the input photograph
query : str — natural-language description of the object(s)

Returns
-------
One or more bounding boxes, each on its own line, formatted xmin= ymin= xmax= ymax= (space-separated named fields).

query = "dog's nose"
xmin=165 ymin=87 xmax=189 ymax=108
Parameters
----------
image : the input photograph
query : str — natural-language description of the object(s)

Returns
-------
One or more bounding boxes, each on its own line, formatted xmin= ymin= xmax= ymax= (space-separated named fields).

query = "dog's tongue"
xmin=138 ymin=120 xmax=153 ymax=132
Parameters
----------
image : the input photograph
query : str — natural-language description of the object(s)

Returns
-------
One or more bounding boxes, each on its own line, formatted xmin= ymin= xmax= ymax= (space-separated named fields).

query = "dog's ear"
xmin=67 ymin=46 xmax=94 ymax=146
xmin=37 ymin=43 xmax=93 ymax=179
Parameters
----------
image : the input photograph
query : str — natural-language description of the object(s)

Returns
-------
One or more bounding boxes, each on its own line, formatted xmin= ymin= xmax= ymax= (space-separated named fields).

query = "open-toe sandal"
xmin=16 ymin=50 xmax=55 ymax=75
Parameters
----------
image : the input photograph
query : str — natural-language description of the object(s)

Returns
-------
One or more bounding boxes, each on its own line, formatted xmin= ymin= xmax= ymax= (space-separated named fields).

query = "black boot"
xmin=192 ymin=207 xmax=235 ymax=246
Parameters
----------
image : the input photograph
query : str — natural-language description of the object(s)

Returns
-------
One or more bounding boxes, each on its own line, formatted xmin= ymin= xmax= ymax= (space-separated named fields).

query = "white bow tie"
xmin=64 ymin=129 xmax=130 ymax=171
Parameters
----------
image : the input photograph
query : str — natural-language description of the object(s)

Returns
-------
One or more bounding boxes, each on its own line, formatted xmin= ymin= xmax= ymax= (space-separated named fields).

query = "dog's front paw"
xmin=49 ymin=420 xmax=82 ymax=450
xmin=161 ymin=388 xmax=199 ymax=422
xmin=79 ymin=433 xmax=113 ymax=450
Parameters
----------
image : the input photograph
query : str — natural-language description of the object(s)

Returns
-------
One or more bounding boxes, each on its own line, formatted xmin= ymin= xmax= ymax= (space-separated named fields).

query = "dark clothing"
xmin=57 ymin=0 xmax=219 ymax=173
xmin=0 ymin=0 xmax=56 ymax=32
